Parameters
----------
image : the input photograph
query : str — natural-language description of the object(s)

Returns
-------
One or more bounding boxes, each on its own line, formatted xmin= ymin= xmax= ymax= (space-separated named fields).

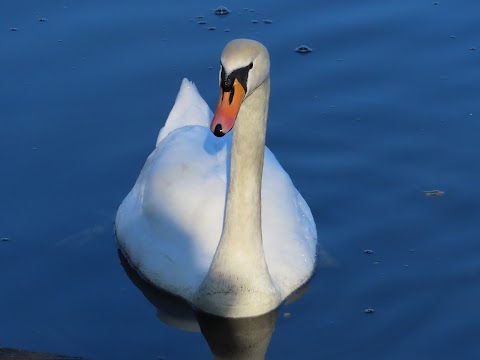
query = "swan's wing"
xmin=117 ymin=126 xmax=229 ymax=299
xmin=261 ymin=147 xmax=318 ymax=297
xmin=156 ymin=78 xmax=213 ymax=145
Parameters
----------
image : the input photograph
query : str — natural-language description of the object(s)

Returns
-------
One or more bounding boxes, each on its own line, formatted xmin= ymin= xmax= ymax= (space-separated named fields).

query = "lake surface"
xmin=1 ymin=0 xmax=480 ymax=359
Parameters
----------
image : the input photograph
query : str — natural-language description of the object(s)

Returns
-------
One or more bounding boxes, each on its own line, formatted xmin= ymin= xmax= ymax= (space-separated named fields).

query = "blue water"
xmin=1 ymin=0 xmax=480 ymax=359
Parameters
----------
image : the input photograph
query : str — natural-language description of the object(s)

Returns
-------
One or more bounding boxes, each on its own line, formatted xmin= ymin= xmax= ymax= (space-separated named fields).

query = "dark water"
xmin=1 ymin=0 xmax=480 ymax=359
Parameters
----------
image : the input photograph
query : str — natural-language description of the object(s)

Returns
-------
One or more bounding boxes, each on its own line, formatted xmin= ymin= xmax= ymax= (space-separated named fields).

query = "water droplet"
xmin=295 ymin=45 xmax=312 ymax=54
xmin=364 ymin=249 xmax=374 ymax=255
xmin=364 ymin=308 xmax=375 ymax=314
xmin=424 ymin=189 xmax=445 ymax=197
xmin=213 ymin=6 xmax=230 ymax=16
xmin=263 ymin=19 xmax=273 ymax=24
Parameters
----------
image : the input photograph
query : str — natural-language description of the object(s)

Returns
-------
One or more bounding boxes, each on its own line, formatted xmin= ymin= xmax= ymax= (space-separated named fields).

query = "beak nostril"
xmin=214 ymin=124 xmax=225 ymax=137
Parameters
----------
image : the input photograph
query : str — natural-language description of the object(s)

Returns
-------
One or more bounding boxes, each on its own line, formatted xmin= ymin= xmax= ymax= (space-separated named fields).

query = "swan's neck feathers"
xmin=195 ymin=77 xmax=282 ymax=317
xmin=224 ymin=77 xmax=270 ymax=246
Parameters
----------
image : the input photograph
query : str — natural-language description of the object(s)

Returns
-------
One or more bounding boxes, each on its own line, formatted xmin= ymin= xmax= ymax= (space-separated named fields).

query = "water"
xmin=1 ymin=0 xmax=479 ymax=359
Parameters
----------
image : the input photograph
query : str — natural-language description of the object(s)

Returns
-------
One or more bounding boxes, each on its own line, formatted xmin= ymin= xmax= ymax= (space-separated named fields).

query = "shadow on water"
xmin=118 ymin=250 xmax=279 ymax=359
xmin=0 ymin=348 xmax=84 ymax=360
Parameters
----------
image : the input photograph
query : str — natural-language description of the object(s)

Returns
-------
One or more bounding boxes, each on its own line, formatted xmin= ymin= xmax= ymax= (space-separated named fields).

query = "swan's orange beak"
xmin=210 ymin=79 xmax=245 ymax=137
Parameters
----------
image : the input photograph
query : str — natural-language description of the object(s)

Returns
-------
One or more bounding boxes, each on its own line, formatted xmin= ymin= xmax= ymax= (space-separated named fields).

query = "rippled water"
xmin=1 ymin=0 xmax=479 ymax=359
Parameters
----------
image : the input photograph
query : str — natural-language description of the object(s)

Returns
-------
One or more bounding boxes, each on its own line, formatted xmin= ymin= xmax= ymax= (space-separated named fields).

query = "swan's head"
xmin=210 ymin=39 xmax=270 ymax=137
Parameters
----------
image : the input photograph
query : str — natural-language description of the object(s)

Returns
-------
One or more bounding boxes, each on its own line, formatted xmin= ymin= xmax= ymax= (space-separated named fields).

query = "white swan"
xmin=116 ymin=39 xmax=317 ymax=318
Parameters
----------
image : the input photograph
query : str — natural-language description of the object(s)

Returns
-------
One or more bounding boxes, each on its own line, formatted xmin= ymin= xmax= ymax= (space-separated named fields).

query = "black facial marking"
xmin=220 ymin=63 xmax=253 ymax=94
xmin=221 ymin=66 xmax=233 ymax=92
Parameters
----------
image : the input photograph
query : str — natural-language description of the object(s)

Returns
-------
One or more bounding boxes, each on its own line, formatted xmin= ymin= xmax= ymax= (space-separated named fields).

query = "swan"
xmin=116 ymin=39 xmax=317 ymax=318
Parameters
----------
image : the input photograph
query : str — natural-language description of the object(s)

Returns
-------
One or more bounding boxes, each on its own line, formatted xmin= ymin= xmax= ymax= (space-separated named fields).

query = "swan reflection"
xmin=119 ymin=250 xmax=280 ymax=359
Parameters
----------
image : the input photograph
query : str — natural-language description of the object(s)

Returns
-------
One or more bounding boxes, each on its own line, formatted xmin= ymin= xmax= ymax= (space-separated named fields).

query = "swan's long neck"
xmin=224 ymin=77 xmax=270 ymax=248
xmin=195 ymin=77 xmax=281 ymax=317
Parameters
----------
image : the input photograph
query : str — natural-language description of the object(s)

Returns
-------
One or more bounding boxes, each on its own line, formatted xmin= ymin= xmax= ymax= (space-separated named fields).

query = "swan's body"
xmin=116 ymin=39 xmax=317 ymax=318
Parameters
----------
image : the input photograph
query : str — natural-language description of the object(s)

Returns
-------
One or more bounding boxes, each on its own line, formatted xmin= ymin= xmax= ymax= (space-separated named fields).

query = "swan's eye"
xmin=249 ymin=62 xmax=253 ymax=69
xmin=223 ymin=76 xmax=233 ymax=92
